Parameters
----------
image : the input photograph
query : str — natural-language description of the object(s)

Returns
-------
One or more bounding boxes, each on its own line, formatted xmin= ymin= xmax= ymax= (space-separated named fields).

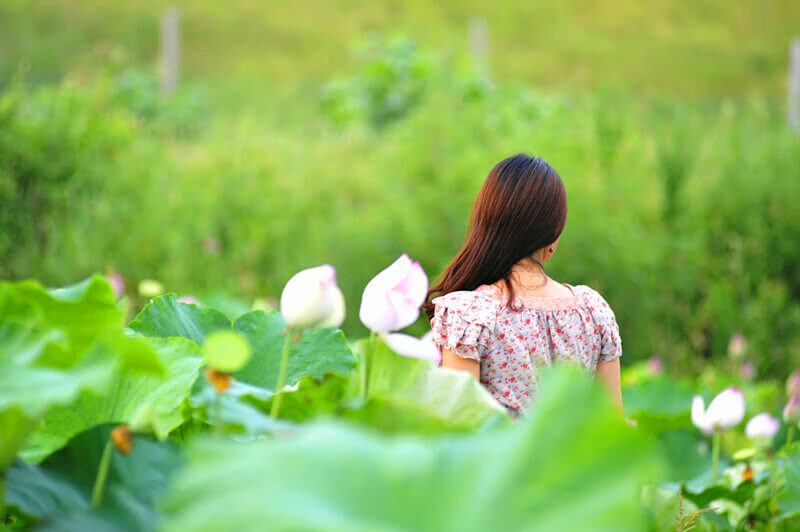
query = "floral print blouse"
xmin=429 ymin=283 xmax=622 ymax=420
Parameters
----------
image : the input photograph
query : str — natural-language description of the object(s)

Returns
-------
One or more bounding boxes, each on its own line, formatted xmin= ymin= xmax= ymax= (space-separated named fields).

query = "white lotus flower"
xmin=279 ymin=264 xmax=345 ymax=329
xmin=359 ymin=254 xmax=428 ymax=333
xmin=691 ymin=387 xmax=745 ymax=435
xmin=745 ymin=412 xmax=780 ymax=439
xmin=383 ymin=331 xmax=441 ymax=364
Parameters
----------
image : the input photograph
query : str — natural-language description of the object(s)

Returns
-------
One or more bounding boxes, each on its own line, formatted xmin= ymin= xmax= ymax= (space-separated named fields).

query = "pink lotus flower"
xmin=647 ymin=355 xmax=663 ymax=375
xmin=106 ymin=271 xmax=125 ymax=300
xmin=739 ymin=360 xmax=756 ymax=381
xmin=383 ymin=331 xmax=441 ymax=364
xmin=279 ymin=264 xmax=345 ymax=329
xmin=203 ymin=236 xmax=220 ymax=255
xmin=745 ymin=412 xmax=780 ymax=439
xmin=728 ymin=332 xmax=747 ymax=360
xmin=178 ymin=295 xmax=201 ymax=305
xmin=359 ymin=254 xmax=428 ymax=333
xmin=691 ymin=387 xmax=745 ymax=435
xmin=784 ymin=395 xmax=800 ymax=424
xmin=787 ymin=371 xmax=800 ymax=398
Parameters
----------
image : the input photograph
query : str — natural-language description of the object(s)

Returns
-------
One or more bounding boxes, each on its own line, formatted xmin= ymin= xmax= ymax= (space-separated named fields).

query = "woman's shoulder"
xmin=569 ymin=284 xmax=617 ymax=316
xmin=430 ymin=286 xmax=501 ymax=328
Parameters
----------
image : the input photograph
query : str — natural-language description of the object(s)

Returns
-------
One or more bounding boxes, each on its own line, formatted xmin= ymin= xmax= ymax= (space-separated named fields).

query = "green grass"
xmin=2 ymin=0 xmax=799 ymax=97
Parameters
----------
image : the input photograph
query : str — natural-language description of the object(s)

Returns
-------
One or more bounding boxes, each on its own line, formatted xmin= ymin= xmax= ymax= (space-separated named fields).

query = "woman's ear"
xmin=543 ymin=236 xmax=561 ymax=262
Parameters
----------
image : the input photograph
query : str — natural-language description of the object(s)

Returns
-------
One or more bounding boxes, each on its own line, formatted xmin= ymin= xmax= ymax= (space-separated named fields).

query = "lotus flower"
xmin=138 ymin=279 xmax=165 ymax=298
xmin=359 ymin=254 xmax=428 ymax=333
xmin=739 ymin=360 xmax=756 ymax=381
xmin=106 ymin=271 xmax=125 ymax=300
xmin=745 ymin=412 xmax=780 ymax=439
xmin=647 ymin=355 xmax=663 ymax=375
xmin=784 ymin=395 xmax=800 ymax=424
xmin=691 ymin=387 xmax=745 ymax=435
xmin=178 ymin=295 xmax=201 ymax=305
xmin=279 ymin=264 xmax=345 ymax=329
xmin=787 ymin=371 xmax=800 ymax=398
xmin=383 ymin=331 xmax=441 ymax=364
xmin=727 ymin=332 xmax=747 ymax=360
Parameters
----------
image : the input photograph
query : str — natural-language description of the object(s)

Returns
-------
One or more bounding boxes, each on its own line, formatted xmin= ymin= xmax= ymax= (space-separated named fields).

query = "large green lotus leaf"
xmin=777 ymin=443 xmax=800 ymax=518
xmin=0 ymin=344 xmax=116 ymax=420
xmin=655 ymin=429 xmax=709 ymax=483
xmin=0 ymin=322 xmax=67 ymax=365
xmin=341 ymin=338 xmax=511 ymax=434
xmin=233 ymin=310 xmax=357 ymax=389
xmin=161 ymin=366 xmax=663 ymax=532
xmin=7 ymin=425 xmax=182 ymax=531
xmin=129 ymin=294 xmax=231 ymax=346
xmin=5 ymin=459 xmax=89 ymax=519
xmin=0 ymin=283 xmax=42 ymax=325
xmin=10 ymin=276 xmax=124 ymax=361
xmin=188 ymin=378 xmax=295 ymax=439
xmin=0 ymin=344 xmax=119 ymax=470
xmin=622 ymin=375 xmax=697 ymax=431
xmin=242 ymin=373 xmax=352 ymax=423
xmin=0 ymin=409 xmax=43 ymax=472
xmin=22 ymin=338 xmax=202 ymax=463
xmin=680 ymin=481 xmax=756 ymax=507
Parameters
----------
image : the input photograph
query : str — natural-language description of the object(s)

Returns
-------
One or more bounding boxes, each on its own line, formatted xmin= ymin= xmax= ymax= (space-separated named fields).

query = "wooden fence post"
xmin=789 ymin=38 xmax=800 ymax=132
xmin=469 ymin=17 xmax=489 ymax=69
xmin=161 ymin=9 xmax=180 ymax=97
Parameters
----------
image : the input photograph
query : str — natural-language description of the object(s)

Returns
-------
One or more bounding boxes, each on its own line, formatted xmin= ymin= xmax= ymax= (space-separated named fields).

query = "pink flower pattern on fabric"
xmin=429 ymin=283 xmax=621 ymax=420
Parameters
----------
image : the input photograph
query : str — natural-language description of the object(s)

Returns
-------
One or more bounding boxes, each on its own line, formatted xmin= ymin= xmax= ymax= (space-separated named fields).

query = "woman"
xmin=423 ymin=153 xmax=622 ymax=420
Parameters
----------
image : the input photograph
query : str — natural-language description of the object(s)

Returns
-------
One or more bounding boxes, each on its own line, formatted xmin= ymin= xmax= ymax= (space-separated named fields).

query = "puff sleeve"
xmin=429 ymin=291 xmax=497 ymax=363
xmin=583 ymin=287 xmax=622 ymax=363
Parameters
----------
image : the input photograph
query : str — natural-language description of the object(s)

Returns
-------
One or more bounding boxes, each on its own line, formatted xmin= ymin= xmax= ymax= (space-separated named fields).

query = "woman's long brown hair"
xmin=423 ymin=154 xmax=567 ymax=320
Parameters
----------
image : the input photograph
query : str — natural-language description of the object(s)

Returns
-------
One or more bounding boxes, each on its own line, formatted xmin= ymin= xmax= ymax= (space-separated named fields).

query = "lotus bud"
xmin=110 ymin=424 xmax=133 ymax=455
xmin=727 ymin=332 xmax=747 ymax=360
xmin=784 ymin=395 xmax=800 ymax=424
xmin=745 ymin=412 xmax=780 ymax=439
xmin=106 ymin=271 xmax=125 ymax=300
xmin=739 ymin=360 xmax=756 ymax=381
xmin=383 ymin=331 xmax=441 ymax=364
xmin=359 ymin=254 xmax=428 ymax=333
xmin=691 ymin=387 xmax=745 ymax=435
xmin=138 ymin=279 xmax=165 ymax=298
xmin=279 ymin=264 xmax=345 ymax=329
xmin=647 ymin=355 xmax=663 ymax=375
xmin=203 ymin=236 xmax=220 ymax=255
xmin=787 ymin=371 xmax=800 ymax=398
xmin=178 ymin=295 xmax=201 ymax=305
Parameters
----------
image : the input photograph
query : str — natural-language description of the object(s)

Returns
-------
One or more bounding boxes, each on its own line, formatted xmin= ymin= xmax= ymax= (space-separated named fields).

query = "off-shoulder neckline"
xmin=474 ymin=283 xmax=589 ymax=311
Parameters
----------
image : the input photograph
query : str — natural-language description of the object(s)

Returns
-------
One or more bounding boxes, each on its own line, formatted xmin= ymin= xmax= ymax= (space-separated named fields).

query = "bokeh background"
xmin=2 ymin=0 xmax=799 ymax=376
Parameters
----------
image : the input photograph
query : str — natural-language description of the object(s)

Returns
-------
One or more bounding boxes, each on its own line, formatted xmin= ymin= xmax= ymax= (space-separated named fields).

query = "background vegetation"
xmin=2 ymin=0 xmax=799 ymax=377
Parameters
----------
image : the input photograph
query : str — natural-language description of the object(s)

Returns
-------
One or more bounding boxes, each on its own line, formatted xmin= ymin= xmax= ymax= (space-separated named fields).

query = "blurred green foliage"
xmin=1 ymin=0 xmax=800 ymax=378
xmin=322 ymin=34 xmax=434 ymax=128
xmin=2 ymin=59 xmax=799 ymax=377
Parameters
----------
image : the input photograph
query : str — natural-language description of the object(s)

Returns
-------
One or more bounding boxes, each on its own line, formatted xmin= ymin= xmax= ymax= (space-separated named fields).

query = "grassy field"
xmin=2 ymin=0 xmax=799 ymax=97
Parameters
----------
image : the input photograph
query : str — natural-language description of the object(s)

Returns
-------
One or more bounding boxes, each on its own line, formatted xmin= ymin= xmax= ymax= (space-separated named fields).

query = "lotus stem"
xmin=362 ymin=331 xmax=377 ymax=400
xmin=270 ymin=331 xmax=294 ymax=418
xmin=0 ymin=477 xmax=5 ymax=525
xmin=711 ymin=431 xmax=721 ymax=484
xmin=213 ymin=392 xmax=223 ymax=437
xmin=91 ymin=439 xmax=113 ymax=507
xmin=788 ymin=425 xmax=795 ymax=447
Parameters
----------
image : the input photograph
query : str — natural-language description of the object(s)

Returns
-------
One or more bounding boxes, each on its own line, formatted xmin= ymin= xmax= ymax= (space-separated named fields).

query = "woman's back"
xmin=429 ymin=282 xmax=621 ymax=420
